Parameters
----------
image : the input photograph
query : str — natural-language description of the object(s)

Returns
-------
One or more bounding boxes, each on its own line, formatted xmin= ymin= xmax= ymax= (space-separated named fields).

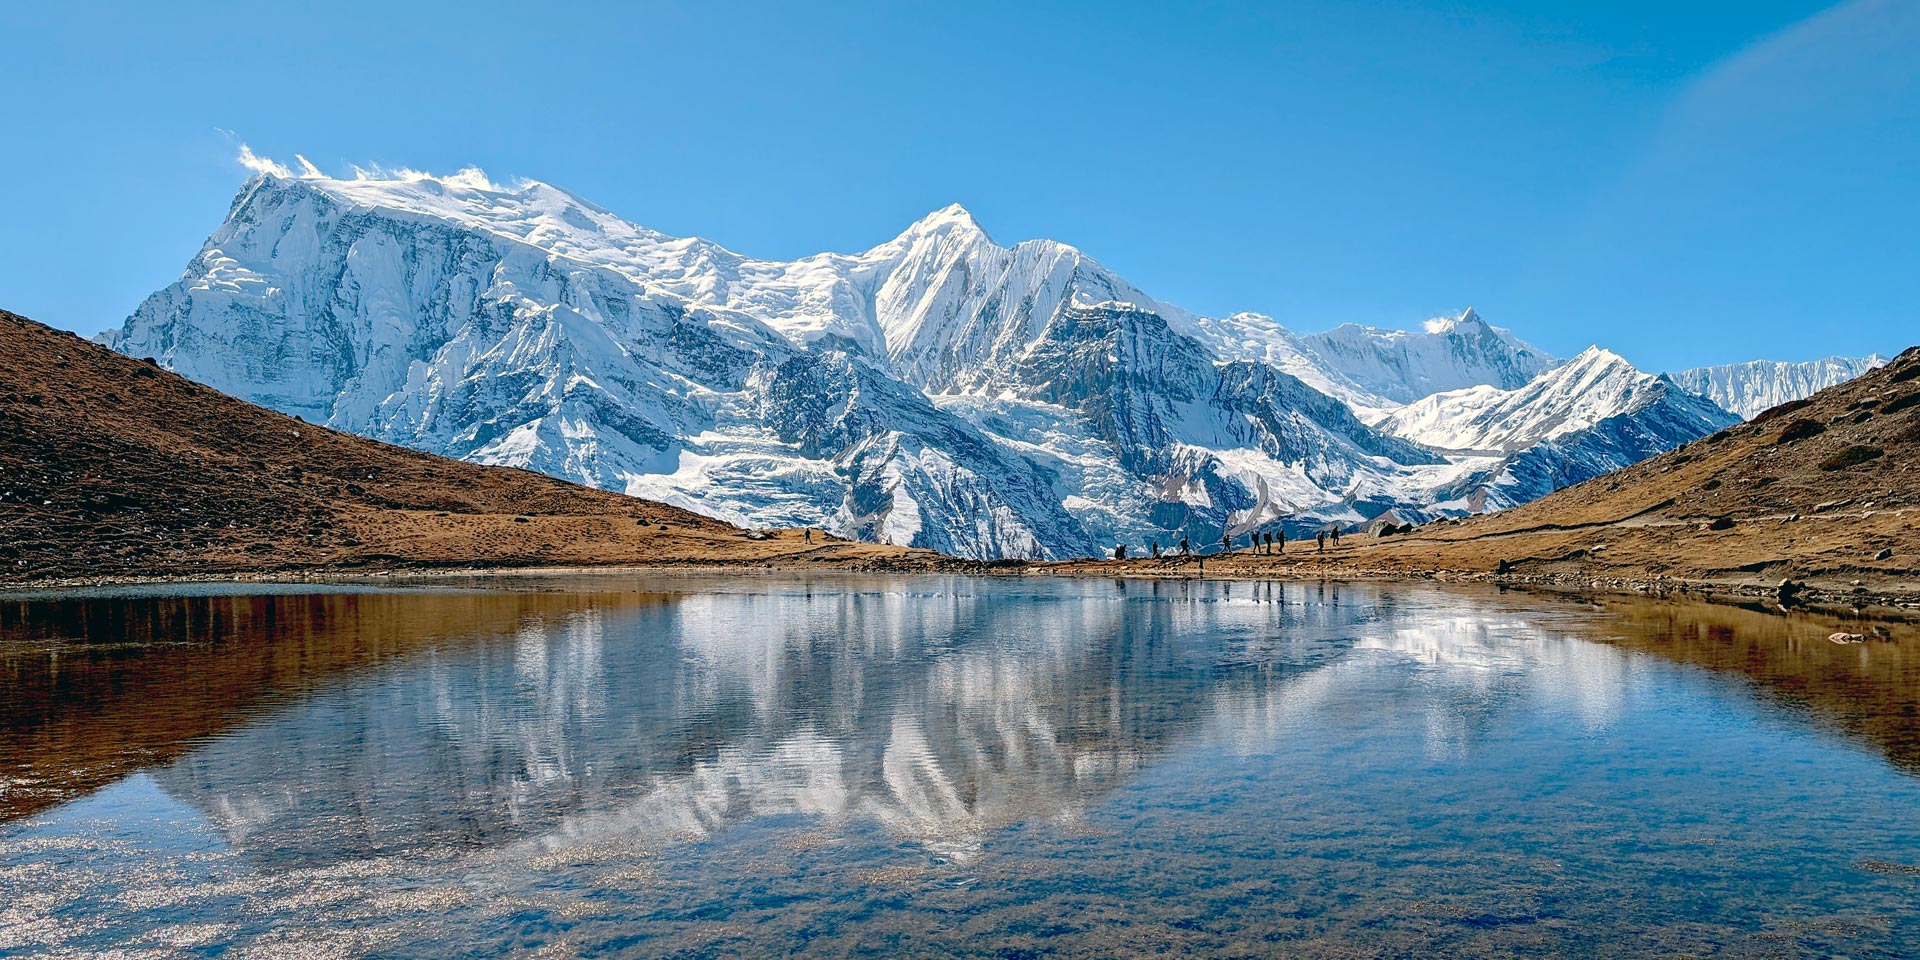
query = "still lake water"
xmin=3 ymin=574 xmax=1918 ymax=958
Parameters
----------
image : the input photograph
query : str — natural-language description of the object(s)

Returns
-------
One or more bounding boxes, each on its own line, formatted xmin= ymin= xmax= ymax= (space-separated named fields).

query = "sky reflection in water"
xmin=2 ymin=575 xmax=1918 ymax=958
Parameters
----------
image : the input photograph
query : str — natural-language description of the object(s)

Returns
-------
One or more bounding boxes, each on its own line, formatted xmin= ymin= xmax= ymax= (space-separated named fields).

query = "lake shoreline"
xmin=7 ymin=553 xmax=1916 ymax=624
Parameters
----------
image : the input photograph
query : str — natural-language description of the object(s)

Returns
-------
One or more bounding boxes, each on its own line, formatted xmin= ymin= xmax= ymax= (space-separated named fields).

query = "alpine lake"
xmin=3 ymin=573 xmax=1918 ymax=958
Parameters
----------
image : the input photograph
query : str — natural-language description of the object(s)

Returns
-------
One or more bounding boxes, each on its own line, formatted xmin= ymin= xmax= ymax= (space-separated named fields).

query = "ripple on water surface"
xmin=2 ymin=574 xmax=1918 ymax=958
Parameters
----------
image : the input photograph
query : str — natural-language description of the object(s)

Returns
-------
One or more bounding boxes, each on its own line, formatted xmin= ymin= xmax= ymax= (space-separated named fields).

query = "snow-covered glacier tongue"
xmin=102 ymin=160 xmax=1754 ymax=558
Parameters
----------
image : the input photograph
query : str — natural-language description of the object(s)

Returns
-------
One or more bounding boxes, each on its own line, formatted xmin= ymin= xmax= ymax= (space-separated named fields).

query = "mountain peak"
xmin=1423 ymin=307 xmax=1487 ymax=335
xmin=1567 ymin=344 xmax=1629 ymax=366
xmin=1553 ymin=346 xmax=1641 ymax=383
xmin=896 ymin=203 xmax=993 ymax=245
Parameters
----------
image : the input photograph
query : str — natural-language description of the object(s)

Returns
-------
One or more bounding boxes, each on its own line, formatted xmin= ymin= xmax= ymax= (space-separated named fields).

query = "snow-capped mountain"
xmin=1297 ymin=309 xmax=1557 ymax=407
xmin=103 ymin=161 xmax=1741 ymax=558
xmin=1383 ymin=347 xmax=1712 ymax=453
xmin=1669 ymin=355 xmax=1887 ymax=420
xmin=1380 ymin=348 xmax=1740 ymax=510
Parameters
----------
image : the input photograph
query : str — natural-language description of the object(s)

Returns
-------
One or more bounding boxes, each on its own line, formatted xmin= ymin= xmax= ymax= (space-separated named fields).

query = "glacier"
xmin=99 ymin=161 xmax=1873 ymax=559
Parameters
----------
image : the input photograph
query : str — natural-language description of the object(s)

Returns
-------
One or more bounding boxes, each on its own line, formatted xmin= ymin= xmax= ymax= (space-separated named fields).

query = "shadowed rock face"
xmin=760 ymin=350 xmax=1088 ymax=559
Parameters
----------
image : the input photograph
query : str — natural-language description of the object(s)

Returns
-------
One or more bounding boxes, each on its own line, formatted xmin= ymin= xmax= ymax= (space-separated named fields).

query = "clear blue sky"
xmin=3 ymin=0 xmax=1913 ymax=370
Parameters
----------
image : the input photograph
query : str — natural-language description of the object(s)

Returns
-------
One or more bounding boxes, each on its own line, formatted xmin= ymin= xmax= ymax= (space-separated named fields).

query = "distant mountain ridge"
xmin=1301 ymin=308 xmax=1558 ymax=407
xmin=100 ymin=160 xmax=1883 ymax=559
xmin=1668 ymin=355 xmax=1889 ymax=420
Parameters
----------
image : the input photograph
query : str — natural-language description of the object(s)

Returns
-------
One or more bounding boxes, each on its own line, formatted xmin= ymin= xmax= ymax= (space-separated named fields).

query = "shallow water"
xmin=3 ymin=575 xmax=1918 ymax=958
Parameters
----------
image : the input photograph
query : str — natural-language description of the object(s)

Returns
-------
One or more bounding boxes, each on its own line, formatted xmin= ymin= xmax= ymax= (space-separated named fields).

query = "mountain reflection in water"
xmin=3 ymin=575 xmax=1919 ymax=959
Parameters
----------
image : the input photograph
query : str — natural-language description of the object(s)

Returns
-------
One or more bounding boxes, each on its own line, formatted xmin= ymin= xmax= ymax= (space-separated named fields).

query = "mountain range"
xmin=1219 ymin=344 xmax=1920 ymax=611
xmin=101 ymin=164 xmax=1882 ymax=559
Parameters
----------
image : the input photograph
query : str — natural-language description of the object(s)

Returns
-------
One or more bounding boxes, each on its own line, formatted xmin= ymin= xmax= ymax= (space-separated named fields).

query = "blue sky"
xmin=2 ymin=0 xmax=1912 ymax=370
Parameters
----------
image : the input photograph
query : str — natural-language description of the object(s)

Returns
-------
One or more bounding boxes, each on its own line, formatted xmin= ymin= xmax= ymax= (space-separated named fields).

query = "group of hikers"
xmin=1119 ymin=524 xmax=1341 ymax=562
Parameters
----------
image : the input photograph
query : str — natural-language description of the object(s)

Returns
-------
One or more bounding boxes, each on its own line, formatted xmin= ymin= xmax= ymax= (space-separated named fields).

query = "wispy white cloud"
xmin=232 ymin=143 xmax=329 ymax=180
xmin=348 ymin=161 xmax=508 ymax=192
xmin=232 ymin=138 xmax=514 ymax=192
xmin=1643 ymin=0 xmax=1920 ymax=157
xmin=235 ymin=143 xmax=293 ymax=178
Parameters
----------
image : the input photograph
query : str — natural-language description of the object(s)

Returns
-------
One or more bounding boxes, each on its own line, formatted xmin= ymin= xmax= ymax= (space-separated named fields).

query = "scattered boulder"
xmin=1703 ymin=516 xmax=1736 ymax=531
xmin=1881 ymin=392 xmax=1920 ymax=415
xmin=1752 ymin=396 xmax=1814 ymax=423
xmin=1774 ymin=419 xmax=1828 ymax=444
xmin=1776 ymin=579 xmax=1803 ymax=605
xmin=1874 ymin=548 xmax=1894 ymax=561
xmin=1495 ymin=558 xmax=1514 ymax=575
xmin=1820 ymin=445 xmax=1885 ymax=471
xmin=1813 ymin=499 xmax=1854 ymax=513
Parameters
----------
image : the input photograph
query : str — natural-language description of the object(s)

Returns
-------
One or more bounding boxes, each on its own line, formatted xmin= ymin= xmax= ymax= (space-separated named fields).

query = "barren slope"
xmin=0 ymin=309 xmax=944 ymax=583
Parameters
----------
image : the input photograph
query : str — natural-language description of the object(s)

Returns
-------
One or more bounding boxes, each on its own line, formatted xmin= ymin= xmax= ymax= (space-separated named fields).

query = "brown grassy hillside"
xmin=0 ymin=309 xmax=942 ymax=583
